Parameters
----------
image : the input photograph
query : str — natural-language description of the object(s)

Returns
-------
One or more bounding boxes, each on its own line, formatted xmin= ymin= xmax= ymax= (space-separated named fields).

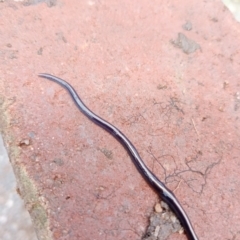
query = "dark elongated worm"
xmin=38 ymin=73 xmax=199 ymax=240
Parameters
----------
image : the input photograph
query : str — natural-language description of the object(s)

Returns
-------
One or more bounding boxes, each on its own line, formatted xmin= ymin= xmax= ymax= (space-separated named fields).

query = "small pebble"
xmin=19 ymin=139 xmax=30 ymax=146
xmin=179 ymin=228 xmax=184 ymax=234
xmin=170 ymin=214 xmax=177 ymax=223
xmin=154 ymin=225 xmax=160 ymax=237
xmin=154 ymin=203 xmax=163 ymax=213
xmin=161 ymin=201 xmax=169 ymax=210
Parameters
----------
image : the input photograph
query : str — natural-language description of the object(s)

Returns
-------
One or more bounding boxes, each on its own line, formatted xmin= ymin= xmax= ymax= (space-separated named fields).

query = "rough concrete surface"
xmin=0 ymin=0 xmax=240 ymax=240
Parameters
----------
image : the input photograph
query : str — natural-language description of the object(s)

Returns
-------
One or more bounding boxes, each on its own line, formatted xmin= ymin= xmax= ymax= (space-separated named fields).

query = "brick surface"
xmin=0 ymin=1 xmax=240 ymax=240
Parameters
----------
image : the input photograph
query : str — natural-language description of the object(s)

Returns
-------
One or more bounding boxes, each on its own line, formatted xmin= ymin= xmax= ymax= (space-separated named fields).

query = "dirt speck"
xmin=157 ymin=84 xmax=167 ymax=90
xmin=234 ymin=92 xmax=240 ymax=111
xmin=182 ymin=21 xmax=192 ymax=31
xmin=23 ymin=0 xmax=57 ymax=7
xmin=99 ymin=148 xmax=113 ymax=159
xmin=171 ymin=32 xmax=201 ymax=54
xmin=37 ymin=47 xmax=43 ymax=55
xmin=53 ymin=158 xmax=64 ymax=166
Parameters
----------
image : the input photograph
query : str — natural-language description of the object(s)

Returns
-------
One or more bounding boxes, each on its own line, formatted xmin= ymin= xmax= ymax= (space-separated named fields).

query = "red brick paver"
xmin=0 ymin=1 xmax=240 ymax=240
